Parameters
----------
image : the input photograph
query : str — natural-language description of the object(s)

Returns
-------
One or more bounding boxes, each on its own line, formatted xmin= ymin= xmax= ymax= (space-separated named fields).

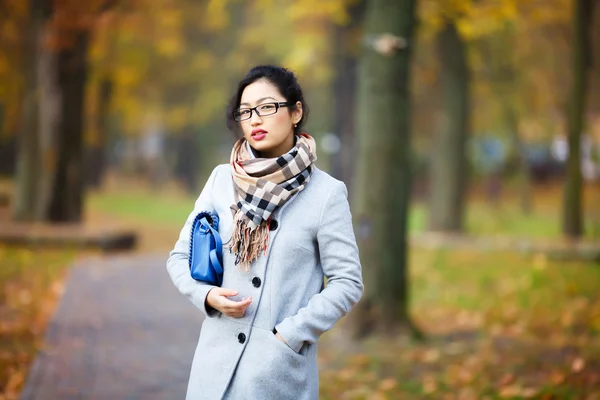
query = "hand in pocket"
xmin=275 ymin=332 xmax=288 ymax=345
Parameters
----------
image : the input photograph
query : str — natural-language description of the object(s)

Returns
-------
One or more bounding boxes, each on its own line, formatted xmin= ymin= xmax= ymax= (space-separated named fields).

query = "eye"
xmin=259 ymin=104 xmax=275 ymax=111
xmin=237 ymin=109 xmax=251 ymax=116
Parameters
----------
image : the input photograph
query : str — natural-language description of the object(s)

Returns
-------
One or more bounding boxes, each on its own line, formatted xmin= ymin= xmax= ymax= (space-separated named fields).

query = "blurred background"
xmin=1 ymin=0 xmax=600 ymax=399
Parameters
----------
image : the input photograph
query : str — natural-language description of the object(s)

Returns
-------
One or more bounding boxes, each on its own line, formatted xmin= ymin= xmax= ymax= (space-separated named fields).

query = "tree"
xmin=427 ymin=19 xmax=470 ymax=232
xmin=331 ymin=0 xmax=366 ymax=189
xmin=13 ymin=0 xmax=112 ymax=222
xmin=85 ymin=77 xmax=113 ymax=189
xmin=563 ymin=0 xmax=594 ymax=238
xmin=13 ymin=0 xmax=46 ymax=221
xmin=351 ymin=0 xmax=420 ymax=337
xmin=47 ymin=31 xmax=90 ymax=221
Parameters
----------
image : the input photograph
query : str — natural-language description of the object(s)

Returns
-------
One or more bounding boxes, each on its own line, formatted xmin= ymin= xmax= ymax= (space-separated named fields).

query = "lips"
xmin=251 ymin=129 xmax=267 ymax=141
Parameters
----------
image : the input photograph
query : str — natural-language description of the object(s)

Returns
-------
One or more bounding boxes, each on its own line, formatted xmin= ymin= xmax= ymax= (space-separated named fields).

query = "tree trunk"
xmin=428 ymin=21 xmax=470 ymax=232
xmin=563 ymin=0 xmax=593 ymax=238
xmin=331 ymin=0 xmax=365 ymax=192
xmin=13 ymin=0 xmax=47 ymax=221
xmin=35 ymin=22 xmax=62 ymax=221
xmin=0 ymin=137 xmax=17 ymax=177
xmin=48 ymin=33 xmax=89 ymax=222
xmin=351 ymin=0 xmax=419 ymax=338
xmin=86 ymin=78 xmax=113 ymax=188
xmin=13 ymin=0 xmax=91 ymax=223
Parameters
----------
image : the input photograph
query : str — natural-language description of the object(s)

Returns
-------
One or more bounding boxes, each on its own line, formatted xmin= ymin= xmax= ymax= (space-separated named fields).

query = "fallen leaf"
xmin=367 ymin=392 xmax=387 ymax=400
xmin=5 ymin=369 xmax=25 ymax=391
xmin=499 ymin=385 xmax=523 ymax=398
xmin=336 ymin=367 xmax=356 ymax=382
xmin=522 ymin=387 xmax=540 ymax=398
xmin=572 ymin=357 xmax=585 ymax=372
xmin=423 ymin=376 xmax=437 ymax=394
xmin=533 ymin=253 xmax=547 ymax=270
xmin=550 ymin=371 xmax=565 ymax=385
xmin=349 ymin=354 xmax=370 ymax=367
xmin=423 ymin=348 xmax=440 ymax=363
xmin=458 ymin=387 xmax=478 ymax=400
xmin=378 ymin=378 xmax=397 ymax=391
xmin=498 ymin=373 xmax=515 ymax=386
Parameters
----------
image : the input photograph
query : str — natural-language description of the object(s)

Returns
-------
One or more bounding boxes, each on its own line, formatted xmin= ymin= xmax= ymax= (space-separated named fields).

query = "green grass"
xmin=409 ymin=201 xmax=599 ymax=239
xmin=88 ymin=190 xmax=195 ymax=226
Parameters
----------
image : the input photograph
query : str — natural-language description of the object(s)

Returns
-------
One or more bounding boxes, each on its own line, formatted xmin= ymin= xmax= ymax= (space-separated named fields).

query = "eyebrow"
xmin=239 ymin=97 xmax=278 ymax=107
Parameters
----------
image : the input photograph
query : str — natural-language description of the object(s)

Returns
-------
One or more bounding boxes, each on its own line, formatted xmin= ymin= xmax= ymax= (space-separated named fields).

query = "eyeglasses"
xmin=233 ymin=102 xmax=290 ymax=122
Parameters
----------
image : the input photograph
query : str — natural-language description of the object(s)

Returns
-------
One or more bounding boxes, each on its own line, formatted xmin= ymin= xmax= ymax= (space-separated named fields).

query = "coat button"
xmin=252 ymin=277 xmax=261 ymax=288
xmin=269 ymin=219 xmax=278 ymax=231
xmin=238 ymin=333 xmax=246 ymax=344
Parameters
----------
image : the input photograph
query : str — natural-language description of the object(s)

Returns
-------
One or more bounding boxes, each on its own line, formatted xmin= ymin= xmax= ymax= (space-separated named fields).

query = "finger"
xmin=221 ymin=298 xmax=252 ymax=311
xmin=221 ymin=297 xmax=252 ymax=308
xmin=230 ymin=310 xmax=246 ymax=318
xmin=229 ymin=308 xmax=249 ymax=318
xmin=239 ymin=300 xmax=252 ymax=310
xmin=276 ymin=333 xmax=287 ymax=344
xmin=224 ymin=309 xmax=246 ymax=318
xmin=216 ymin=288 xmax=239 ymax=297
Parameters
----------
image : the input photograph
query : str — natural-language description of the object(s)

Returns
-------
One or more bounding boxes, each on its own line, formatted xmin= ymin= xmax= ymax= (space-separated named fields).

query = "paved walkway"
xmin=21 ymin=254 xmax=202 ymax=400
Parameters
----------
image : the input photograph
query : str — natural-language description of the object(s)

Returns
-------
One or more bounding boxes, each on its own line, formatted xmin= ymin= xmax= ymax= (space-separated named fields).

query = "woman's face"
xmin=238 ymin=79 xmax=302 ymax=158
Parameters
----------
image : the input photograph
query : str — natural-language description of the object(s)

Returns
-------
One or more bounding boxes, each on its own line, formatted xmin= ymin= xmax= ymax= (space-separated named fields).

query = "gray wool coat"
xmin=166 ymin=163 xmax=364 ymax=400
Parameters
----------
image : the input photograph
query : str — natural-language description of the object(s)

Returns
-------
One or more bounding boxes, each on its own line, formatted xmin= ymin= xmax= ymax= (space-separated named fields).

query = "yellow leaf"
xmin=5 ymin=369 xmax=25 ymax=391
xmin=165 ymin=106 xmax=190 ymax=131
xmin=156 ymin=36 xmax=183 ymax=58
xmin=205 ymin=0 xmax=230 ymax=31
xmin=378 ymin=378 xmax=397 ymax=391
xmin=422 ymin=375 xmax=437 ymax=394
xmin=423 ymin=348 xmax=440 ymax=363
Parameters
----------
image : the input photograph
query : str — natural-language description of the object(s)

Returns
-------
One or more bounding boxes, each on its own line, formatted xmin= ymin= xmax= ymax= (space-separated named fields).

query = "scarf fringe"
xmin=227 ymin=217 xmax=269 ymax=271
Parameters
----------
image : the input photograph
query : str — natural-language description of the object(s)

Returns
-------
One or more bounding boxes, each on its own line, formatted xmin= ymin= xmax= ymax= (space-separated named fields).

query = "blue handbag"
xmin=188 ymin=211 xmax=223 ymax=286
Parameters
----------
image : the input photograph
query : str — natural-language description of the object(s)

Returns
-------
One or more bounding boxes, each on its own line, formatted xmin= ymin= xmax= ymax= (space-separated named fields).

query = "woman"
xmin=166 ymin=65 xmax=363 ymax=400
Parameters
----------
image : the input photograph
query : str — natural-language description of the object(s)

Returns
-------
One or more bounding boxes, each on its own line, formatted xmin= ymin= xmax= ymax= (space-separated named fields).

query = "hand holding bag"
xmin=189 ymin=211 xmax=223 ymax=286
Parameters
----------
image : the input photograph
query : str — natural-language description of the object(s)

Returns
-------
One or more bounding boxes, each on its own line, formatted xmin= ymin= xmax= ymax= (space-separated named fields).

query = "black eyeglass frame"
xmin=233 ymin=102 xmax=291 ymax=122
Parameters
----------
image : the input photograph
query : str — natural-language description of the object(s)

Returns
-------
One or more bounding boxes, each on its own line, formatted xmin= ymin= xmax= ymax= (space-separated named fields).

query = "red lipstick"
xmin=251 ymin=128 xmax=267 ymax=141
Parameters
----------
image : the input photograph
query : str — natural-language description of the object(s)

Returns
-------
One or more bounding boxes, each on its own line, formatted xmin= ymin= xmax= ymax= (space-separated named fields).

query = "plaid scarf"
xmin=227 ymin=133 xmax=318 ymax=269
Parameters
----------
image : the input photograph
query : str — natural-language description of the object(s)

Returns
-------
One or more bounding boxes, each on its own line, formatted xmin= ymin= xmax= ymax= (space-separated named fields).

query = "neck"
xmin=256 ymin=134 xmax=296 ymax=158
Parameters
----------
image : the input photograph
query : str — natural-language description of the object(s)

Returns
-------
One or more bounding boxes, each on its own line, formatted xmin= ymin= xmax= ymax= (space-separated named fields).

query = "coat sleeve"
xmin=275 ymin=180 xmax=364 ymax=353
xmin=166 ymin=165 xmax=221 ymax=317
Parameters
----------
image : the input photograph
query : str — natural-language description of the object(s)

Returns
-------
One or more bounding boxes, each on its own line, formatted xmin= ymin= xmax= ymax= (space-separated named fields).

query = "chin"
xmin=248 ymin=139 xmax=269 ymax=150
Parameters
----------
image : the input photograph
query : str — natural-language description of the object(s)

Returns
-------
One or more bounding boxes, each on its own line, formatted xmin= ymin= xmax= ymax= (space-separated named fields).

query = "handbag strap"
xmin=201 ymin=217 xmax=223 ymax=274
xmin=209 ymin=249 xmax=223 ymax=274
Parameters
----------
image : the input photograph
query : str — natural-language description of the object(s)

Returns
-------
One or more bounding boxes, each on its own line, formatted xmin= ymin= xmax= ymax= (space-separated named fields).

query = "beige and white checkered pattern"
xmin=229 ymin=133 xmax=318 ymax=228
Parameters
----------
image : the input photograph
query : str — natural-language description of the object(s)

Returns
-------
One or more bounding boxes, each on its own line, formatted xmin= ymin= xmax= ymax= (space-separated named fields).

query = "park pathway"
xmin=21 ymin=254 xmax=202 ymax=400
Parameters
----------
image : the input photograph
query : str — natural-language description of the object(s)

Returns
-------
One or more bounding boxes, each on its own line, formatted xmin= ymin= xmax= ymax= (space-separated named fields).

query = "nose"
xmin=250 ymin=110 xmax=263 ymax=126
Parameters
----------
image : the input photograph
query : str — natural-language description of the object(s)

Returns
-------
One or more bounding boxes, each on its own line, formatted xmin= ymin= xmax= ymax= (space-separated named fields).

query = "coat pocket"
xmin=271 ymin=330 xmax=305 ymax=356
xmin=229 ymin=327 xmax=308 ymax=395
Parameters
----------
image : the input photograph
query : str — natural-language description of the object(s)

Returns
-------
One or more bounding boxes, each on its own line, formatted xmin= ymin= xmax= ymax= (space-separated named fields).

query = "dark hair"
xmin=226 ymin=65 xmax=309 ymax=136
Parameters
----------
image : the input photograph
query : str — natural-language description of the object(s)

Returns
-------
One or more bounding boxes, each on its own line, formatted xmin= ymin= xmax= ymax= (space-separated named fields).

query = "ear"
xmin=292 ymin=101 xmax=303 ymax=125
